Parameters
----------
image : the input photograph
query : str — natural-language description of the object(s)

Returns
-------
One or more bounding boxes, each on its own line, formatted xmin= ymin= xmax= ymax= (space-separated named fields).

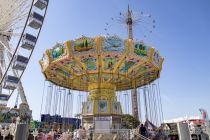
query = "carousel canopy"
xmin=39 ymin=36 xmax=163 ymax=91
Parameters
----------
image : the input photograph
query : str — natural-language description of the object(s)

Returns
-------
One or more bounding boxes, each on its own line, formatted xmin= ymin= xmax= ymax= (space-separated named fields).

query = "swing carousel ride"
xmin=39 ymin=7 xmax=164 ymax=130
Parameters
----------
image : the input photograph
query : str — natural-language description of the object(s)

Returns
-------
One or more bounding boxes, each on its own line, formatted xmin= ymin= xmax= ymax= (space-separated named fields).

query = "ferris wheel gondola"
xmin=0 ymin=0 xmax=49 ymax=107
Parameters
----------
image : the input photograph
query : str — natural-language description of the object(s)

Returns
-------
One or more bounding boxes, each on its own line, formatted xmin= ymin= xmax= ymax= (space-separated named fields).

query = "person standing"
xmin=88 ymin=126 xmax=93 ymax=140
xmin=82 ymin=127 xmax=86 ymax=139
xmin=77 ymin=126 xmax=83 ymax=140
xmin=139 ymin=124 xmax=147 ymax=138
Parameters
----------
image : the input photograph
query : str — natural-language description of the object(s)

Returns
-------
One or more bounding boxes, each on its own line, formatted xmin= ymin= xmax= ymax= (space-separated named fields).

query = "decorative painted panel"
xmin=66 ymin=61 xmax=83 ymax=74
xmin=120 ymin=61 xmax=136 ymax=73
xmin=97 ymin=100 xmax=108 ymax=113
xmin=73 ymin=37 xmax=95 ymax=53
xmin=102 ymin=74 xmax=111 ymax=82
xmin=55 ymin=68 xmax=71 ymax=77
xmin=102 ymin=36 xmax=125 ymax=52
xmin=41 ymin=54 xmax=48 ymax=67
xmin=89 ymin=74 xmax=99 ymax=82
xmin=112 ymin=101 xmax=121 ymax=114
xmin=83 ymin=101 xmax=93 ymax=114
xmin=51 ymin=44 xmax=66 ymax=60
xmin=134 ymin=42 xmax=148 ymax=56
xmin=153 ymin=50 xmax=160 ymax=65
xmin=81 ymin=57 xmax=97 ymax=71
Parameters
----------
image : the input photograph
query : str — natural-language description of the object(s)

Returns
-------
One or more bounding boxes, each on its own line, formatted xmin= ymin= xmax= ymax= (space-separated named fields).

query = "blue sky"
xmin=8 ymin=0 xmax=210 ymax=120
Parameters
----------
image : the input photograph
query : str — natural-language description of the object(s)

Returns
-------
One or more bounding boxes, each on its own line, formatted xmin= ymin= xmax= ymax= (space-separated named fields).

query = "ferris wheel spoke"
xmin=1 ymin=0 xmax=30 ymax=14
xmin=4 ymin=5 xmax=29 ymax=21
xmin=0 ymin=66 xmax=5 ymax=80
xmin=0 ymin=1 xmax=30 ymax=29
xmin=0 ymin=31 xmax=21 ymax=38
xmin=0 ymin=40 xmax=15 ymax=62
xmin=0 ymin=13 xmax=28 ymax=31
xmin=9 ymin=26 xmax=25 ymax=31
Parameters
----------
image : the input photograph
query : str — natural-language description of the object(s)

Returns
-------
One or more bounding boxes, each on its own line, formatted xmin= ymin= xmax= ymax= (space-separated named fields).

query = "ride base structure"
xmin=39 ymin=35 xmax=163 ymax=131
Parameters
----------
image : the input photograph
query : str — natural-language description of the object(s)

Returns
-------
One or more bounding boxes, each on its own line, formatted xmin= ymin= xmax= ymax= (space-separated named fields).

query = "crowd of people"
xmin=74 ymin=126 xmax=93 ymax=140
xmin=28 ymin=126 xmax=93 ymax=140
xmin=27 ymin=123 xmax=169 ymax=140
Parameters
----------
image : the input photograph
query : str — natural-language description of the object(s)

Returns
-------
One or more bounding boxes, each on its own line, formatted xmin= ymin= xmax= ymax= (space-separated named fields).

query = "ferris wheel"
xmin=0 ymin=0 xmax=49 ymax=107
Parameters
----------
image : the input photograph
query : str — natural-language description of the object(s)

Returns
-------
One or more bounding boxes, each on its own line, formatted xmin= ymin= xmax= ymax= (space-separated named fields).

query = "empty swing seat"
xmin=0 ymin=94 xmax=9 ymax=107
xmin=13 ymin=55 xmax=29 ymax=70
xmin=34 ymin=0 xmax=48 ymax=10
xmin=28 ymin=12 xmax=44 ymax=29
xmin=20 ymin=33 xmax=37 ymax=50
xmin=3 ymin=75 xmax=19 ymax=90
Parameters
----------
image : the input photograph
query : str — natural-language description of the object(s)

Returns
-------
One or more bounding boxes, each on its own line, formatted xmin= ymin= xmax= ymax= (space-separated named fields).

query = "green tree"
xmin=121 ymin=114 xmax=140 ymax=129
xmin=85 ymin=40 xmax=88 ymax=48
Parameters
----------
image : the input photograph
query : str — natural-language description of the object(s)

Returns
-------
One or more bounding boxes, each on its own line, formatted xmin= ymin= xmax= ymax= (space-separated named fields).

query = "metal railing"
xmin=71 ymin=128 xmax=152 ymax=140
xmin=134 ymin=133 xmax=151 ymax=140
xmin=131 ymin=129 xmax=151 ymax=140
xmin=29 ymin=128 xmax=153 ymax=140
xmin=72 ymin=129 xmax=129 ymax=140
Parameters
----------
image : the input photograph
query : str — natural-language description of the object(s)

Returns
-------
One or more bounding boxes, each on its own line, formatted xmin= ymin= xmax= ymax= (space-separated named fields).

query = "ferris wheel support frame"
xmin=10 ymin=1 xmax=49 ymax=95
xmin=0 ymin=0 xmax=35 ymax=85
xmin=0 ymin=0 xmax=49 ymax=106
xmin=0 ymin=37 xmax=28 ymax=105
